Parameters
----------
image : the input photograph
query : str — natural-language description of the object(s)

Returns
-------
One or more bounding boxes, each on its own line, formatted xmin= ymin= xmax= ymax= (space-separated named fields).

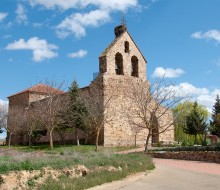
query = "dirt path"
xmin=154 ymin=158 xmax=220 ymax=175
xmin=88 ymin=158 xmax=220 ymax=190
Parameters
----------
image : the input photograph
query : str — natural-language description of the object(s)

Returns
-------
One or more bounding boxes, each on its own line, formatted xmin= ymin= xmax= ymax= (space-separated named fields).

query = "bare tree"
xmin=30 ymin=81 xmax=66 ymax=150
xmin=6 ymin=106 xmax=25 ymax=148
xmin=126 ymin=78 xmax=185 ymax=152
xmin=81 ymin=79 xmax=115 ymax=151
xmin=22 ymin=107 xmax=45 ymax=146
xmin=0 ymin=103 xmax=7 ymax=136
xmin=128 ymin=119 xmax=144 ymax=147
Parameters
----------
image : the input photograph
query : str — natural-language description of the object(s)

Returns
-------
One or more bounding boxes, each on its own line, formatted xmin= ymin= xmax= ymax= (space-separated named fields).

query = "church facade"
xmin=7 ymin=25 xmax=174 ymax=146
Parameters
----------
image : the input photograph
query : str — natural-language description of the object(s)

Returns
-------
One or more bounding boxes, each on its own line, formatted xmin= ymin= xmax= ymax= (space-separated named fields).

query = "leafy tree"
xmin=183 ymin=101 xmax=207 ymax=144
xmin=173 ymin=101 xmax=209 ymax=144
xmin=58 ymin=80 xmax=87 ymax=145
xmin=210 ymin=95 xmax=220 ymax=137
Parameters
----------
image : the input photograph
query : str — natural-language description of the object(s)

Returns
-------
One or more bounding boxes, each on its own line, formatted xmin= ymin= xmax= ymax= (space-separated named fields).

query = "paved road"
xmin=88 ymin=158 xmax=220 ymax=190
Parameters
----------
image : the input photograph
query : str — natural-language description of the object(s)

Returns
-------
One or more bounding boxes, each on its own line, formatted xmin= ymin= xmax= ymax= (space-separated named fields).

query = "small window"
xmin=131 ymin=56 xmax=138 ymax=77
xmin=115 ymin=53 xmax=124 ymax=75
xmin=124 ymin=41 xmax=129 ymax=53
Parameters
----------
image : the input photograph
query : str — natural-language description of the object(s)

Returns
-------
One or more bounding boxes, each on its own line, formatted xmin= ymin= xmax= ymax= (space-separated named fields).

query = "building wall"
xmin=97 ymin=29 xmax=174 ymax=147
xmin=99 ymin=31 xmax=147 ymax=81
xmin=29 ymin=93 xmax=49 ymax=103
xmin=8 ymin=92 xmax=29 ymax=108
xmin=102 ymin=75 xmax=148 ymax=146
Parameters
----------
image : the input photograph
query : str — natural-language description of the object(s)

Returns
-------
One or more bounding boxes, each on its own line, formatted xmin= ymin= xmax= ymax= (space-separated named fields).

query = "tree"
xmin=6 ymin=106 xmax=24 ymax=148
xmin=126 ymin=78 xmax=185 ymax=152
xmin=129 ymin=121 xmax=144 ymax=147
xmin=22 ymin=108 xmax=45 ymax=146
xmin=57 ymin=80 xmax=87 ymax=145
xmin=210 ymin=95 xmax=220 ymax=137
xmin=0 ymin=104 xmax=7 ymax=134
xmin=81 ymin=79 xmax=115 ymax=151
xmin=173 ymin=101 xmax=209 ymax=144
xmin=183 ymin=101 xmax=207 ymax=144
xmin=30 ymin=81 xmax=66 ymax=150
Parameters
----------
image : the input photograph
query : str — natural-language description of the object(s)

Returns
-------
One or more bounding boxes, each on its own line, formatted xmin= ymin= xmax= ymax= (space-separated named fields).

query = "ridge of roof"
xmin=7 ymin=84 xmax=65 ymax=98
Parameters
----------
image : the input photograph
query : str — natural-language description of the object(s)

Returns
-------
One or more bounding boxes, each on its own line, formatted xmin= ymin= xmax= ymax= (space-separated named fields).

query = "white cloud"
xmin=165 ymin=82 xmax=220 ymax=113
xmin=29 ymin=0 xmax=139 ymax=39
xmin=0 ymin=99 xmax=8 ymax=107
xmin=191 ymin=30 xmax=220 ymax=43
xmin=56 ymin=9 xmax=111 ymax=39
xmin=0 ymin=12 xmax=8 ymax=22
xmin=5 ymin=37 xmax=58 ymax=62
xmin=29 ymin=0 xmax=138 ymax=11
xmin=152 ymin=67 xmax=185 ymax=78
xmin=170 ymin=82 xmax=209 ymax=97
xmin=68 ymin=49 xmax=87 ymax=58
xmin=16 ymin=4 xmax=28 ymax=24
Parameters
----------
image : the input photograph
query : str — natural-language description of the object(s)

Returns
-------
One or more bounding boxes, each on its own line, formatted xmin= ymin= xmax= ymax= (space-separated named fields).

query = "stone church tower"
xmin=90 ymin=24 xmax=174 ymax=147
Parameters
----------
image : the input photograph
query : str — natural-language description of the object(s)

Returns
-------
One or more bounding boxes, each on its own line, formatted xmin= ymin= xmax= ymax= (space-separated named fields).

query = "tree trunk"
xmin=8 ymin=132 xmax=12 ymax=148
xmin=204 ymin=132 xmax=207 ymax=145
xmin=95 ymin=129 xmax=100 ymax=151
xmin=134 ymin=133 xmax=137 ymax=147
xmin=28 ymin=131 xmax=32 ymax=147
xmin=49 ymin=130 xmax=54 ymax=150
xmin=28 ymin=135 xmax=32 ymax=147
xmin=194 ymin=134 xmax=197 ymax=145
xmin=84 ymin=133 xmax=88 ymax=145
xmin=144 ymin=132 xmax=151 ymax=153
xmin=75 ymin=129 xmax=80 ymax=146
xmin=59 ymin=134 xmax=64 ymax=145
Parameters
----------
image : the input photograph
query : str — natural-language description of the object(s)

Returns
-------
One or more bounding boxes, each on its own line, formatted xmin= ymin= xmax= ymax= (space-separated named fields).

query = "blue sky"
xmin=0 ymin=0 xmax=220 ymax=118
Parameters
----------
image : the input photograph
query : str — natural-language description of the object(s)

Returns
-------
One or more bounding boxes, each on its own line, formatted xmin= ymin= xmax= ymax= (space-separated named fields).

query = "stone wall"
xmin=101 ymin=75 xmax=174 ymax=147
xmin=29 ymin=93 xmax=49 ymax=103
xmin=150 ymin=151 xmax=220 ymax=163
xmin=99 ymin=31 xmax=147 ymax=81
xmin=8 ymin=92 xmax=29 ymax=108
xmin=97 ymin=29 xmax=174 ymax=147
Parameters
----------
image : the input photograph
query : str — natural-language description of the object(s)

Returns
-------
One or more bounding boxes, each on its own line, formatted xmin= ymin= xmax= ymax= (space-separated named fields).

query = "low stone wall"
xmin=149 ymin=151 xmax=220 ymax=163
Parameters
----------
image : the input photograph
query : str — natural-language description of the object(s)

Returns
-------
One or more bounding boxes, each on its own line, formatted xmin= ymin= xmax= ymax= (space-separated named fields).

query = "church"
xmin=7 ymin=24 xmax=174 ymax=146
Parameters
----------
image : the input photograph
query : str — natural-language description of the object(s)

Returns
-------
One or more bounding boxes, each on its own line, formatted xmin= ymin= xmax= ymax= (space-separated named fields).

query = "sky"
xmin=0 ymin=0 xmax=220 ymax=126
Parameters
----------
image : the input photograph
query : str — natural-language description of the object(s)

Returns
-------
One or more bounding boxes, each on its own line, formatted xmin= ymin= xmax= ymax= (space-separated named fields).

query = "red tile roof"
xmin=8 ymin=84 xmax=65 ymax=98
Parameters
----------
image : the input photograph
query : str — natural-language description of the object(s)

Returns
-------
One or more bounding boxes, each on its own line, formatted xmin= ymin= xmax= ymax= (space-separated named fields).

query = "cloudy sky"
xmin=0 ymin=0 xmax=220 ymax=116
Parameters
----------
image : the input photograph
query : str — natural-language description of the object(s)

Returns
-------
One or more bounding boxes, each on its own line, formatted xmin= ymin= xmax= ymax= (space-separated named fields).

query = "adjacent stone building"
xmin=7 ymin=24 xmax=174 ymax=146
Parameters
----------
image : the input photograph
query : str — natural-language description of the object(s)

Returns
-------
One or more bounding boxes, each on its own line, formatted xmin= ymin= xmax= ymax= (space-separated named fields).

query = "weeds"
xmin=0 ymin=146 xmax=154 ymax=190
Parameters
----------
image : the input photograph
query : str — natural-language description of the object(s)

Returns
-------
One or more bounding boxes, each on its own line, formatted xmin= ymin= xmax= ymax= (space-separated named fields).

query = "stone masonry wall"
xmin=101 ymin=31 xmax=147 ymax=81
xmin=150 ymin=151 xmax=220 ymax=163
xmin=98 ymin=30 xmax=174 ymax=147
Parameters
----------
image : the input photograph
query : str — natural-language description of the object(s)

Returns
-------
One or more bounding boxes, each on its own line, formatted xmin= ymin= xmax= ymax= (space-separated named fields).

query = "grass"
xmin=0 ymin=145 xmax=154 ymax=190
xmin=0 ymin=145 xmax=151 ymax=173
xmin=39 ymin=153 xmax=154 ymax=190
xmin=1 ymin=144 xmax=137 ymax=153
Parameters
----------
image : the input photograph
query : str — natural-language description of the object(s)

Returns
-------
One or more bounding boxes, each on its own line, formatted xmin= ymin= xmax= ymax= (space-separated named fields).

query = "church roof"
xmin=99 ymin=30 xmax=147 ymax=63
xmin=8 ymin=84 xmax=65 ymax=98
